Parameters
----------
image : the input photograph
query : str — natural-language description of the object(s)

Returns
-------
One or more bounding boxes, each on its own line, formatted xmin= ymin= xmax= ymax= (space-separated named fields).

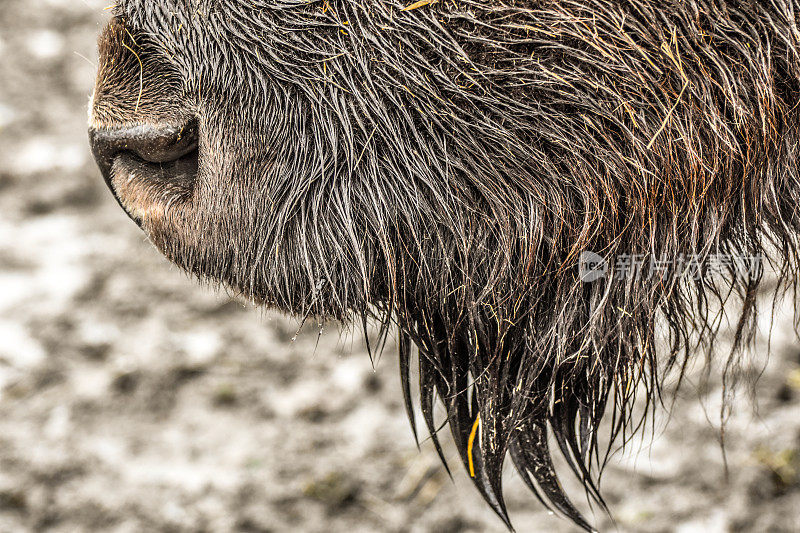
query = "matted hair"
xmin=102 ymin=1 xmax=800 ymax=529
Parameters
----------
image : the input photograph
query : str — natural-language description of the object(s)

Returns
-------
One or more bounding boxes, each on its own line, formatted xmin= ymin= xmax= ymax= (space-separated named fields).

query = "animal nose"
xmin=89 ymin=122 xmax=199 ymax=180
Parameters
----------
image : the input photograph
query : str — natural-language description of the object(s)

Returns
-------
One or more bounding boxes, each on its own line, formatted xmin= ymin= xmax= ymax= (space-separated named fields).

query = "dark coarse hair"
xmin=109 ymin=1 xmax=800 ymax=529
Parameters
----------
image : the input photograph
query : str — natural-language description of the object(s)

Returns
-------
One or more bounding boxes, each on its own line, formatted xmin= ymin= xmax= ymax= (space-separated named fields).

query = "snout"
xmin=89 ymin=17 xmax=200 ymax=225
xmin=89 ymin=121 xmax=200 ymax=223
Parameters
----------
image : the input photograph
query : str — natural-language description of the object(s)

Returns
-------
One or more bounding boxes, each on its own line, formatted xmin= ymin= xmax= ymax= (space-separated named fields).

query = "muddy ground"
xmin=0 ymin=2 xmax=799 ymax=532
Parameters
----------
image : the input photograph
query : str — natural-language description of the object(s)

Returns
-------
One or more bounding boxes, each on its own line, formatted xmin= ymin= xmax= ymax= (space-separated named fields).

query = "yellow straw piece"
xmin=468 ymin=414 xmax=481 ymax=478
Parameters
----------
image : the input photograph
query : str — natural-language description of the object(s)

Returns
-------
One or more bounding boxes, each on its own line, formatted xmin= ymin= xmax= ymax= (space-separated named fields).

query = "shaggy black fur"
xmin=90 ymin=0 xmax=800 ymax=529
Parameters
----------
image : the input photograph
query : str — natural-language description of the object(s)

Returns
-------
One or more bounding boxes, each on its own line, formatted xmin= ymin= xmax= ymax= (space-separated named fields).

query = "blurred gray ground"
xmin=0 ymin=2 xmax=799 ymax=532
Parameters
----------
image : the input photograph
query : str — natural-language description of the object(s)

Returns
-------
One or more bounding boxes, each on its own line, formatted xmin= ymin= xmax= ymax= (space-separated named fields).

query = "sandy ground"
xmin=1 ymin=2 xmax=800 ymax=532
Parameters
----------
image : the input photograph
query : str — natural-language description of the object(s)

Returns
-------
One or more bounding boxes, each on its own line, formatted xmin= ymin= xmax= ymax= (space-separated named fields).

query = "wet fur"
xmin=93 ymin=0 xmax=800 ymax=529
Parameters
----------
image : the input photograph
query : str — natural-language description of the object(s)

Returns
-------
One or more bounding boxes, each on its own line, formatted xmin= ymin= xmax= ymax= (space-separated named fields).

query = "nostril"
xmin=89 ymin=121 xmax=200 ymax=223
xmin=89 ymin=121 xmax=199 ymax=173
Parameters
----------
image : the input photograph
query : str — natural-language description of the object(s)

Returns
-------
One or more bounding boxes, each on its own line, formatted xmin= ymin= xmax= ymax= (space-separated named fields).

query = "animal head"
xmin=89 ymin=1 xmax=800 ymax=529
